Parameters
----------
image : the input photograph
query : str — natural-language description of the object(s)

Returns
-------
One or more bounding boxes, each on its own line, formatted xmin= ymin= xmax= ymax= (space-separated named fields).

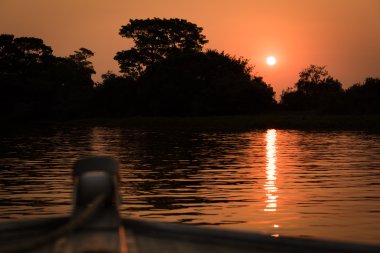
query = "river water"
xmin=0 ymin=126 xmax=379 ymax=244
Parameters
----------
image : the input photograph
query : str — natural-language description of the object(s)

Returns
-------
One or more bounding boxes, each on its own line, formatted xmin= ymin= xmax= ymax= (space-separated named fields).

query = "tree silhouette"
xmin=50 ymin=48 xmax=96 ymax=88
xmin=136 ymin=50 xmax=275 ymax=116
xmin=114 ymin=18 xmax=208 ymax=79
xmin=0 ymin=34 xmax=96 ymax=120
xmin=94 ymin=72 xmax=137 ymax=116
xmin=68 ymin=48 xmax=95 ymax=75
xmin=345 ymin=78 xmax=380 ymax=114
xmin=281 ymin=65 xmax=343 ymax=111
xmin=0 ymin=34 xmax=53 ymax=77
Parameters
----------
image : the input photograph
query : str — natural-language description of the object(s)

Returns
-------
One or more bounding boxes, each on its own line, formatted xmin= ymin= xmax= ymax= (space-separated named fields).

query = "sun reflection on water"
xmin=264 ymin=129 xmax=280 ymax=236
xmin=264 ymin=129 xmax=278 ymax=213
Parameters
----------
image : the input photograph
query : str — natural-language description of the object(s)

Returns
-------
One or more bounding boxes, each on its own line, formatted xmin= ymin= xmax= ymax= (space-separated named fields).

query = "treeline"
xmin=0 ymin=34 xmax=95 ymax=119
xmin=280 ymin=65 xmax=380 ymax=114
xmin=97 ymin=50 xmax=276 ymax=117
xmin=1 ymin=18 xmax=379 ymax=121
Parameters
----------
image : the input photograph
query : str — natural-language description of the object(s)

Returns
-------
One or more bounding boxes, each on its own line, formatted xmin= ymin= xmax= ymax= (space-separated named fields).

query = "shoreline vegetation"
xmin=72 ymin=114 xmax=380 ymax=132
xmin=1 ymin=18 xmax=379 ymax=126
xmin=7 ymin=113 xmax=380 ymax=132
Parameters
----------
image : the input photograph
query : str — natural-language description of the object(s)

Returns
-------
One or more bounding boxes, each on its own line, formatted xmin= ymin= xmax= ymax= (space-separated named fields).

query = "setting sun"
xmin=266 ymin=56 xmax=276 ymax=66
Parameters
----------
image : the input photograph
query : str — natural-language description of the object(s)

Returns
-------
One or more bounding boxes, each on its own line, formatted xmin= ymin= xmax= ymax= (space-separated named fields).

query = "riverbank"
xmin=10 ymin=113 xmax=380 ymax=132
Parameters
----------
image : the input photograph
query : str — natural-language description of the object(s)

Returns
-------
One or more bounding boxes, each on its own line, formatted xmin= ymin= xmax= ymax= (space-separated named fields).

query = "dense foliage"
xmin=115 ymin=18 xmax=208 ymax=79
xmin=1 ymin=18 xmax=379 ymax=121
xmin=97 ymin=18 xmax=276 ymax=117
xmin=344 ymin=78 xmax=380 ymax=114
xmin=0 ymin=34 xmax=95 ymax=119
xmin=136 ymin=50 xmax=275 ymax=116
xmin=280 ymin=65 xmax=344 ymax=112
xmin=280 ymin=65 xmax=380 ymax=114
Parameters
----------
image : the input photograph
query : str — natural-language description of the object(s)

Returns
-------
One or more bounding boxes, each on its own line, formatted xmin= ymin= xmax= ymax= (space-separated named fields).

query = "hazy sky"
xmin=1 ymin=0 xmax=379 ymax=95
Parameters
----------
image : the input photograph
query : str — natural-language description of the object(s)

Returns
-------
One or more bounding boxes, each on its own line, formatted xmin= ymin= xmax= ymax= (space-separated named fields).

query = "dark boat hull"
xmin=1 ymin=216 xmax=379 ymax=253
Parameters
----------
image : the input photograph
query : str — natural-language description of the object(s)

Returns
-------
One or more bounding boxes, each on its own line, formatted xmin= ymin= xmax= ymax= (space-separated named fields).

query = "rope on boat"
xmin=1 ymin=194 xmax=106 ymax=253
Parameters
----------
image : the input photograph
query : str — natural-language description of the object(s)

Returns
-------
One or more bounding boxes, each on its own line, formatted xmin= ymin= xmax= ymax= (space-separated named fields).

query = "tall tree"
xmin=295 ymin=65 xmax=342 ymax=95
xmin=68 ymin=47 xmax=96 ymax=75
xmin=281 ymin=65 xmax=343 ymax=111
xmin=115 ymin=18 xmax=208 ymax=79
xmin=62 ymin=47 xmax=96 ymax=87
xmin=0 ymin=34 xmax=53 ymax=76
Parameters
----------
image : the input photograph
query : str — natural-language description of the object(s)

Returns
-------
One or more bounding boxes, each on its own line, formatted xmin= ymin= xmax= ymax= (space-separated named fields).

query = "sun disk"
xmin=266 ymin=56 xmax=276 ymax=66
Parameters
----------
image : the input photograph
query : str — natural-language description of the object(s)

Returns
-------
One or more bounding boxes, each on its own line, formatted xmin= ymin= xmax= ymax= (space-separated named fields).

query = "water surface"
xmin=0 ymin=126 xmax=379 ymax=244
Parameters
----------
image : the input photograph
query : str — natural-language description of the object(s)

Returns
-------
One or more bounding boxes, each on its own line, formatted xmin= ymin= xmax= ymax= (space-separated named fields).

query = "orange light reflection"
xmin=264 ymin=129 xmax=278 ymax=213
xmin=265 ymin=129 xmax=280 ymax=237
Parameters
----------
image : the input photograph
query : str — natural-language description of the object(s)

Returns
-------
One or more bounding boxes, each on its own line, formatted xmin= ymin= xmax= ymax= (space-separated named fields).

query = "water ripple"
xmin=0 ymin=127 xmax=379 ymax=244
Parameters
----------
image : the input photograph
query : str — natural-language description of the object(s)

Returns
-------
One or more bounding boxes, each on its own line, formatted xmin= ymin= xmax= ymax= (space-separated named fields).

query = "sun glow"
xmin=266 ymin=56 xmax=276 ymax=66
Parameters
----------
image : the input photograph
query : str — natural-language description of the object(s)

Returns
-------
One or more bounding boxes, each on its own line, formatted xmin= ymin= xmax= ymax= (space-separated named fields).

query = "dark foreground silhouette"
xmin=1 ymin=18 xmax=379 ymax=121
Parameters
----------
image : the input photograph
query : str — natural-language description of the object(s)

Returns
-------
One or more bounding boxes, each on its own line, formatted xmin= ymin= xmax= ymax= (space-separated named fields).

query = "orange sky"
xmin=1 ymin=0 xmax=379 ymax=96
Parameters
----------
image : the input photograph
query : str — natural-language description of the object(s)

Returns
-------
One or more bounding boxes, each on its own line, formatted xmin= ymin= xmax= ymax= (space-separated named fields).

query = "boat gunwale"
xmin=0 ymin=216 xmax=379 ymax=253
